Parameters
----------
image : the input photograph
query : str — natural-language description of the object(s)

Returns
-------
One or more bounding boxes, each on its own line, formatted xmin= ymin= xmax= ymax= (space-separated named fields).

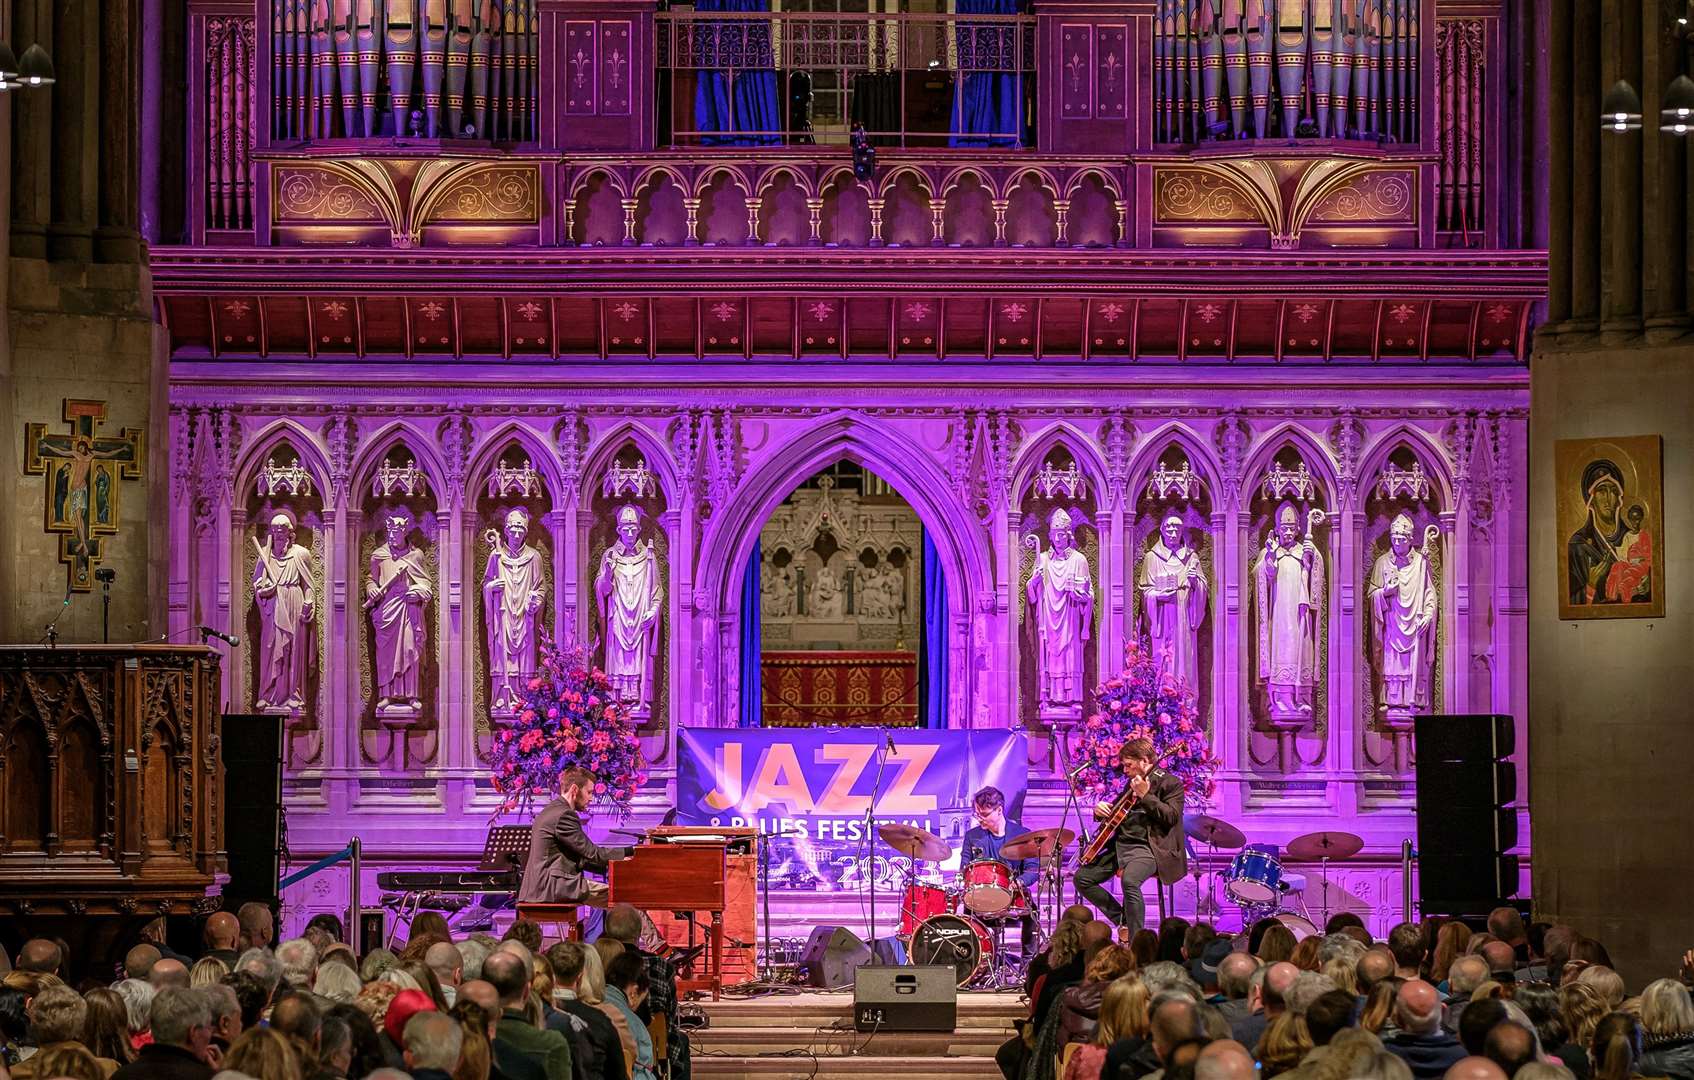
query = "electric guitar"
xmin=1078 ymin=751 xmax=1178 ymax=866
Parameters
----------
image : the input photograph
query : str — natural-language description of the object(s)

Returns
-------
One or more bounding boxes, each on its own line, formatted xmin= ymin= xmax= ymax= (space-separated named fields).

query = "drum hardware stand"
xmin=1053 ymin=740 xmax=1089 ymax=936
xmin=1317 ymin=854 xmax=1331 ymax=928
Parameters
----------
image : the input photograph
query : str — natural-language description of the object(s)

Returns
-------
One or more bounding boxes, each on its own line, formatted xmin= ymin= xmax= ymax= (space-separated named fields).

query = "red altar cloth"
xmin=760 ymin=651 xmax=920 ymax=727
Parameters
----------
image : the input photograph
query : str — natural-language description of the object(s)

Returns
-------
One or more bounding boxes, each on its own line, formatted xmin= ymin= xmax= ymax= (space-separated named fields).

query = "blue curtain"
xmin=950 ymin=0 xmax=1024 ymax=148
xmin=738 ymin=541 xmax=762 ymax=727
xmin=695 ymin=0 xmax=782 ymax=146
xmin=920 ymin=534 xmax=949 ymax=729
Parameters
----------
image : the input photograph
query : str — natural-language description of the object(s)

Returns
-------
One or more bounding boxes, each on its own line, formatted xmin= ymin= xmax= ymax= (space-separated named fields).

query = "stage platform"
xmin=688 ymin=989 xmax=1021 ymax=1078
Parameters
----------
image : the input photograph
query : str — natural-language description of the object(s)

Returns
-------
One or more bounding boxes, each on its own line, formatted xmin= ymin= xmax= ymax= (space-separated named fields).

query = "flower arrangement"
xmin=489 ymin=642 xmax=648 ymax=816
xmin=1072 ymin=638 xmax=1220 ymax=801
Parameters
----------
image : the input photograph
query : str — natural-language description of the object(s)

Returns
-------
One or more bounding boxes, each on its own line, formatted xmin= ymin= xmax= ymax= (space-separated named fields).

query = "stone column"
xmin=11 ymin=0 xmax=52 ymax=258
xmin=337 ymin=509 xmax=364 ymax=790
xmin=433 ymin=509 xmax=459 ymax=775
xmin=1216 ymin=502 xmax=1246 ymax=820
xmin=96 ymin=0 xmax=141 ymax=262
xmin=49 ymin=0 xmax=100 ymax=262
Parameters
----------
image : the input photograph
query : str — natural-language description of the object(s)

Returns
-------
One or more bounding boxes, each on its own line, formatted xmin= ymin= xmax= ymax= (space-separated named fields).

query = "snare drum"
xmin=1225 ymin=845 xmax=1283 ymax=905
xmin=961 ymin=859 xmax=1016 ymax=915
xmin=899 ymin=882 xmax=953 ymax=937
xmin=910 ymin=913 xmax=995 ymax=986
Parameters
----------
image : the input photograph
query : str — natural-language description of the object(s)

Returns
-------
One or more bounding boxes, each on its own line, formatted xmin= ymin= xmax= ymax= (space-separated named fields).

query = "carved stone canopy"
xmin=602 ymin=457 xmax=658 ymax=500
xmin=1147 ymin=460 xmax=1203 ymax=501
xmin=486 ymin=458 xmax=543 ymax=499
xmin=257 ymin=456 xmax=314 ymax=497
xmin=372 ymin=457 xmax=429 ymax=498
xmin=1032 ymin=460 xmax=1088 ymax=501
xmin=1261 ymin=461 xmax=1317 ymax=502
xmin=1376 ymin=461 xmax=1432 ymax=502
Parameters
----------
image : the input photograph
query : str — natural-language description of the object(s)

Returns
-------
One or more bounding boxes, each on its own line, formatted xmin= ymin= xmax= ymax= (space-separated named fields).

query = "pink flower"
xmin=594 ymin=782 xmax=607 ymax=794
xmin=547 ymin=707 xmax=559 ymax=719
xmin=528 ymin=678 xmax=542 ymax=690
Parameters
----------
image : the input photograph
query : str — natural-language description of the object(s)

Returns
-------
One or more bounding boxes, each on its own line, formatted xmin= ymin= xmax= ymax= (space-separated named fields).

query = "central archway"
xmin=696 ymin=413 xmax=993 ymax=729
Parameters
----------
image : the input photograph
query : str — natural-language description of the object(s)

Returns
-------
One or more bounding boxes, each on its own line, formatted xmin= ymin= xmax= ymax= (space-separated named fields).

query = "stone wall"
xmin=1528 ymin=341 xmax=1694 ymax=987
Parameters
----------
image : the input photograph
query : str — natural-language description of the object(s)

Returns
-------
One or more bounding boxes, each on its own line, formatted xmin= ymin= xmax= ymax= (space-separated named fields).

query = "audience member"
xmin=1480 ymin=942 xmax=1517 ymax=985
xmin=200 ymin=915 xmax=241 ymax=970
xmin=327 ymin=1003 xmax=385 ymax=1080
xmin=1577 ymin=966 xmax=1627 ymax=1010
xmin=1387 ymin=925 xmax=1427 ymax=982
xmin=602 ymin=904 xmax=687 ymax=1078
xmin=1360 ymin=950 xmax=1398 ymax=995
xmin=225 ymin=1026 xmax=304 ymax=1080
xmin=1384 ymin=980 xmax=1467 ymax=1079
xmin=1289 ymin=938 xmax=1322 ymax=974
xmin=314 ymin=962 xmax=364 ymax=1005
xmin=236 ymin=903 xmax=275 ymax=951
xmin=1059 ymin=945 xmax=1138 ymax=1046
xmin=16 ymin=941 xmax=63 ymax=978
xmin=197 ymin=984 xmax=239 ymax=1053
xmin=482 ymin=952 xmax=571 ymax=1080
xmin=1258 ymin=924 xmax=1298 ymax=965
xmin=1305 ymin=989 xmax=1357 ymax=1049
xmin=545 ymin=942 xmax=624 ymax=1080
xmin=403 ymin=1011 xmax=463 ymax=1080
xmin=222 ymin=971 xmax=269 ymax=1033
xmin=1195 ymin=1039 xmax=1256 ymax=1080
xmin=276 ymin=939 xmax=320 ymax=993
xmin=1432 ymin=924 xmax=1475 ymax=989
xmin=125 ymin=947 xmax=163 ymax=983
xmin=1158 ymin=918 xmax=1194 ymax=965
xmin=1233 ymin=962 xmax=1296 ymax=1050
xmin=1066 ymin=976 xmax=1150 ymax=1080
xmin=1216 ymin=953 xmax=1259 ymax=1029
xmin=600 ymin=952 xmax=655 ymax=1080
xmin=444 ymin=1001 xmax=492 ymax=1080
xmin=112 ymin=980 xmax=155 ymax=1051
xmin=1458 ymin=1000 xmax=1510 ymax=1058
xmin=84 ymin=988 xmax=136 ymax=1066
xmin=1445 ymin=957 xmax=1490 ymax=1034
xmin=1589 ymin=1012 xmax=1643 ymax=1080
xmin=1256 ymin=1012 xmax=1311 ymax=1079
xmin=319 ymin=1015 xmax=353 ymax=1079
xmin=149 ymin=961 xmax=189 ymax=991
xmin=1130 ymin=930 xmax=1159 ymax=970
xmin=1442 ymin=1057 xmax=1508 ymax=1080
xmin=1486 ymin=910 xmax=1529 ymax=967
xmin=1482 ymin=1021 xmax=1536 ymax=1078
xmin=425 ymin=944 xmax=465 ymax=1007
xmin=1638 ymin=978 xmax=1694 ymax=1080
xmin=11 ymin=986 xmax=114 ymax=1080
xmin=187 ymin=959 xmax=227 ymax=989
xmin=110 ymin=987 xmax=216 ymax=1080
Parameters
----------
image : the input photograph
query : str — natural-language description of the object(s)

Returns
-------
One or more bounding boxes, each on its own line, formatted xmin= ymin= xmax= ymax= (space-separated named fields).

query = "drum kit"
xmin=1190 ymin=816 xmax=1366 ymax=934
xmin=868 ymin=815 xmax=1365 ymax=987
xmin=877 ymin=820 xmax=1074 ymax=989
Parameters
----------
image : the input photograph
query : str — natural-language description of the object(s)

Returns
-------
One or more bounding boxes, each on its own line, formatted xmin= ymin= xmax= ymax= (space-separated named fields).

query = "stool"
xmin=516 ymin=900 xmax=603 ymax=941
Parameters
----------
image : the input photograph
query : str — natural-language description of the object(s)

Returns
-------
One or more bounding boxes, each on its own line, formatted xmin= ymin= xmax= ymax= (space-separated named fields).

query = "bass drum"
xmin=909 ymin=913 xmax=994 ymax=986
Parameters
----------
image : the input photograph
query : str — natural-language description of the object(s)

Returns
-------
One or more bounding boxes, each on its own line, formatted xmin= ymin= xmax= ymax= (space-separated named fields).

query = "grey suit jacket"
xmin=518 ymin=798 xmax=632 ymax=903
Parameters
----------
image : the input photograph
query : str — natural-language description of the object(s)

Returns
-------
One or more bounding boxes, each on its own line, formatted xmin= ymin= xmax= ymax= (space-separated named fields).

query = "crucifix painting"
xmin=23 ymin=399 xmax=144 ymax=592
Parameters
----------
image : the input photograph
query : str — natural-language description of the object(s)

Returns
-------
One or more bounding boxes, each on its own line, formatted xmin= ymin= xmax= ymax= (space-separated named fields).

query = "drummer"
xmin=961 ymin=786 xmax=1038 ymax=951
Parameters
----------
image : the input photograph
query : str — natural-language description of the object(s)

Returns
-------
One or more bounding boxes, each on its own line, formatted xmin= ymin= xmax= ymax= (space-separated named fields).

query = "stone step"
xmin=694 ymin=990 xmax=1025 ymax=1030
xmin=688 ymin=1025 xmax=1011 ymax=1057
xmin=692 ymin=1055 xmax=1005 ymax=1079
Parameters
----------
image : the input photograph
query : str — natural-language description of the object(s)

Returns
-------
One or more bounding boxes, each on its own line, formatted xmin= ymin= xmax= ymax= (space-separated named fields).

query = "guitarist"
xmin=1074 ymin=738 xmax=1187 ymax=939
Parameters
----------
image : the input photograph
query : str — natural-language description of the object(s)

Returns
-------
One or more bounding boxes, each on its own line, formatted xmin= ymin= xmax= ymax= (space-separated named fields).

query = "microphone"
xmin=1066 ymin=757 xmax=1092 ymax=781
xmin=198 ymin=625 xmax=240 ymax=647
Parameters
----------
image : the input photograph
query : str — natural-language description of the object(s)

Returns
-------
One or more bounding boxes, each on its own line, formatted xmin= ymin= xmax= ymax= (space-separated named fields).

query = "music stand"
xmin=480 ymin=825 xmax=532 ymax=872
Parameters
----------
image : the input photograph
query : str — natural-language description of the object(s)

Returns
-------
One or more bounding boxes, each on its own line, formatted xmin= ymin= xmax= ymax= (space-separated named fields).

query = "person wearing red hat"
xmin=383 ymin=990 xmax=436 ymax=1049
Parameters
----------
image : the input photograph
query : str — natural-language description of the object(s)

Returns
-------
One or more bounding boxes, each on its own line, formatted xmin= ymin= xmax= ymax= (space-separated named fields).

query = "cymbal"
xmin=877 ymin=822 xmax=950 ymax=862
xmin=1184 ymin=814 xmax=1247 ymax=850
xmin=1000 ymin=827 xmax=1076 ymax=860
xmin=1286 ymin=831 xmax=1365 ymax=861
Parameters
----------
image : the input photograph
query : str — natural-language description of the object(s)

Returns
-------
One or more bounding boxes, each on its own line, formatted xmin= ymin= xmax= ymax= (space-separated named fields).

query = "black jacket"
xmin=1641 ymin=1032 xmax=1694 ymax=1080
xmin=555 ymin=998 xmax=627 ymax=1080
xmin=111 ymin=1044 xmax=215 ymax=1080
xmin=1096 ymin=767 xmax=1188 ymax=885
xmin=518 ymin=798 xmax=631 ymax=903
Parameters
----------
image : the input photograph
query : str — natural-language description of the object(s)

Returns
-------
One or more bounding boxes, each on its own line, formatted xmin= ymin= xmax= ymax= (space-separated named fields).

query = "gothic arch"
xmin=1009 ymin=420 xmax=1112 ymax=505
xmin=463 ymin=422 xmax=563 ymax=507
xmin=349 ymin=422 xmax=451 ymax=510
xmin=1240 ymin=422 xmax=1341 ymax=506
xmin=234 ymin=419 xmax=334 ymax=498
xmin=1124 ymin=422 xmax=1227 ymax=502
xmin=1355 ymin=424 xmax=1455 ymax=511
xmin=578 ymin=422 xmax=680 ymax=507
xmin=699 ymin=413 xmax=991 ymax=631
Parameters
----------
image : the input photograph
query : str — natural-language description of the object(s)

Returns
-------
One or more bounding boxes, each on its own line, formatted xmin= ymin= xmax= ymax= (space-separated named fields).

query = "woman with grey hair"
xmin=312 ymin=962 xmax=363 ymax=1005
xmin=110 ymin=980 xmax=154 ymax=1044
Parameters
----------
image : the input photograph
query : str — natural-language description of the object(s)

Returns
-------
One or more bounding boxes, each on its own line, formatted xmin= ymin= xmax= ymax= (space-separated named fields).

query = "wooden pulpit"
xmin=0 ymin=646 xmax=226 ymax=974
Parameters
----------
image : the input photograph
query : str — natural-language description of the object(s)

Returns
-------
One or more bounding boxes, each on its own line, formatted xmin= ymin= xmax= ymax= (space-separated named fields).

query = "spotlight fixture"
xmin=0 ymin=39 xmax=51 ymax=90
xmin=1601 ymin=80 xmax=1643 ymax=132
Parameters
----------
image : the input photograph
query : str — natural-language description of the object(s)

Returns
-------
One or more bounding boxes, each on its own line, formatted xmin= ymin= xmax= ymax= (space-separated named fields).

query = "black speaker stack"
xmin=220 ymin=714 xmax=284 ymax=908
xmin=1414 ymin=714 xmax=1519 ymax=917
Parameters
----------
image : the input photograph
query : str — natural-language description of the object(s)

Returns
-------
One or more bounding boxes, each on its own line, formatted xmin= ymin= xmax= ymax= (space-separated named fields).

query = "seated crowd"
xmin=1001 ymin=906 xmax=1694 ymax=1080
xmin=0 ymin=902 xmax=688 ymax=1080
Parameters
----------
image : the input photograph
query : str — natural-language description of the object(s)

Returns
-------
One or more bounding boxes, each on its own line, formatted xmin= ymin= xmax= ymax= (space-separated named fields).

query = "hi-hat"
xmin=1185 ymin=814 xmax=1247 ymax=850
xmin=1000 ymin=827 xmax=1076 ymax=860
xmin=1286 ymin=831 xmax=1364 ymax=861
xmin=877 ymin=822 xmax=950 ymax=861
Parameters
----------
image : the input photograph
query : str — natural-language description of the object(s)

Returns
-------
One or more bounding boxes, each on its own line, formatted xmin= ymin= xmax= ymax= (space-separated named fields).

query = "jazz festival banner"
xmin=676 ymin=727 xmax=1028 ymax=891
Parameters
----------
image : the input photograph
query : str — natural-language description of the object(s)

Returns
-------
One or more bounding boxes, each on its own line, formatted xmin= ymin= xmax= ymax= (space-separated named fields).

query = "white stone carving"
xmin=257 ymin=456 xmax=314 ymax=497
xmin=1025 ymin=507 xmax=1094 ymax=722
xmin=1368 ymin=515 xmax=1440 ymax=728
xmin=372 ymin=457 xmax=429 ymax=498
xmin=486 ymin=458 xmax=543 ymax=500
xmin=596 ymin=505 xmax=662 ymax=719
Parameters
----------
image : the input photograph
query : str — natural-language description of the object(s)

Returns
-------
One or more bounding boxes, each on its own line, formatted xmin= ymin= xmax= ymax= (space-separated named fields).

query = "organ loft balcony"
xmin=157 ymin=0 xmax=1543 ymax=364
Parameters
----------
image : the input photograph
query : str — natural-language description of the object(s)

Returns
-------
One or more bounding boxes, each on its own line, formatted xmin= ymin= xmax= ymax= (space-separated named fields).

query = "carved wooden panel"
xmin=1306 ymin=169 xmax=1418 ymax=224
xmin=1154 ymin=168 xmax=1265 ymax=224
xmin=274 ymin=167 xmax=386 ymax=223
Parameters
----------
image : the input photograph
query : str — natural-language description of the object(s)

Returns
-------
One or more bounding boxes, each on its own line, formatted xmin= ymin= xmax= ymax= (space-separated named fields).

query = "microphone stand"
xmin=864 ymin=730 xmax=891 ymax=952
xmin=759 ymin=828 xmax=776 ymax=983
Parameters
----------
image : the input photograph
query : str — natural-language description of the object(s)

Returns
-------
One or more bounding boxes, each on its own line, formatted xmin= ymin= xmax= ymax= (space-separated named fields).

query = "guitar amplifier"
xmin=853 ymin=965 xmax=957 ymax=1032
